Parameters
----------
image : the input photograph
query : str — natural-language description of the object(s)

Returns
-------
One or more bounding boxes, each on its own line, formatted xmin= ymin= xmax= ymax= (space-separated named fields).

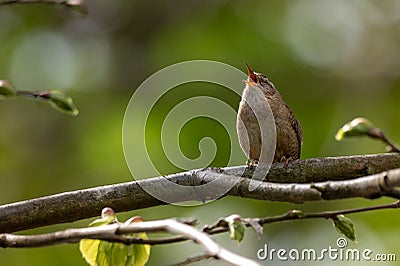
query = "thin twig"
xmin=0 ymin=219 xmax=260 ymax=266
xmin=0 ymin=200 xmax=399 ymax=248
xmin=16 ymin=90 xmax=45 ymax=99
xmin=380 ymin=132 xmax=400 ymax=152
xmin=168 ymin=254 xmax=211 ymax=266
xmin=267 ymin=199 xmax=400 ymax=221
xmin=202 ymin=200 xmax=400 ymax=234
xmin=118 ymin=220 xmax=260 ymax=266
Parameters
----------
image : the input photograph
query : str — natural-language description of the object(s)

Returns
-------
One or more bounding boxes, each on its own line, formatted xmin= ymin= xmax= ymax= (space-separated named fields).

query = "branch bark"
xmin=1 ymin=201 xmax=398 ymax=247
xmin=0 ymin=219 xmax=260 ymax=266
xmin=1 ymin=153 xmax=399 ymax=233
xmin=0 ymin=0 xmax=87 ymax=14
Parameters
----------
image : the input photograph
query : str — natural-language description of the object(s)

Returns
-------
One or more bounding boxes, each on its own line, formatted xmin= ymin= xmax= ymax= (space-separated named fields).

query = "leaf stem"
xmin=380 ymin=132 xmax=400 ymax=153
xmin=16 ymin=90 xmax=44 ymax=98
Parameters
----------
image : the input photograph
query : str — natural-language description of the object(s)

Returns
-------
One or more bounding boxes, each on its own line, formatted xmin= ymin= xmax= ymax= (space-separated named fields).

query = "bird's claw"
xmin=280 ymin=156 xmax=293 ymax=165
xmin=246 ymin=159 xmax=259 ymax=167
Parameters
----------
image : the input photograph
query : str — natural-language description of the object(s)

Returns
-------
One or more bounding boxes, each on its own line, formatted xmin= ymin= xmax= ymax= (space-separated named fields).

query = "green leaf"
xmin=335 ymin=117 xmax=374 ymax=141
xmin=39 ymin=90 xmax=79 ymax=116
xmin=131 ymin=233 xmax=151 ymax=266
xmin=98 ymin=240 xmax=147 ymax=266
xmin=124 ymin=217 xmax=151 ymax=266
xmin=332 ymin=215 xmax=357 ymax=242
xmin=88 ymin=216 xmax=115 ymax=227
xmin=96 ymin=241 xmax=140 ymax=266
xmin=96 ymin=240 xmax=113 ymax=266
xmin=80 ymin=210 xmax=150 ymax=266
xmin=225 ymin=214 xmax=245 ymax=244
xmin=80 ymin=208 xmax=116 ymax=266
xmin=111 ymin=243 xmax=129 ymax=266
xmin=80 ymin=239 xmax=101 ymax=266
xmin=0 ymin=80 xmax=16 ymax=98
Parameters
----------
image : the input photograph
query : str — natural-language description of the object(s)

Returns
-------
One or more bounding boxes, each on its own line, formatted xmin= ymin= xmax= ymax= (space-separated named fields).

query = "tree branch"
xmin=1 ymin=153 xmax=400 ymax=233
xmin=0 ymin=219 xmax=260 ymax=266
xmin=0 ymin=0 xmax=87 ymax=14
xmin=1 ymin=201 xmax=398 ymax=248
xmin=203 ymin=200 xmax=400 ymax=236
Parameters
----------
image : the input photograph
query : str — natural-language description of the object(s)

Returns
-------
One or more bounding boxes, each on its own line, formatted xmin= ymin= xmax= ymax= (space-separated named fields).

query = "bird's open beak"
xmin=245 ymin=63 xmax=258 ymax=85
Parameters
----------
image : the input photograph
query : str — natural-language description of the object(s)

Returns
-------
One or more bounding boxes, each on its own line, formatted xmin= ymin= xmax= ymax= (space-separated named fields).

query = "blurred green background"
xmin=1 ymin=0 xmax=400 ymax=265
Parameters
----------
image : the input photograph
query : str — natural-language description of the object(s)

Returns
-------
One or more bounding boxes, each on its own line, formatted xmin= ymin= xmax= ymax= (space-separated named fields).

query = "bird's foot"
xmin=246 ymin=159 xmax=259 ymax=167
xmin=280 ymin=156 xmax=293 ymax=165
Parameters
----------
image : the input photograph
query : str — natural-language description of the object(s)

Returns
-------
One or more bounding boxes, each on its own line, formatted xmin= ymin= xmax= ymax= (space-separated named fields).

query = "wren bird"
xmin=236 ymin=64 xmax=303 ymax=163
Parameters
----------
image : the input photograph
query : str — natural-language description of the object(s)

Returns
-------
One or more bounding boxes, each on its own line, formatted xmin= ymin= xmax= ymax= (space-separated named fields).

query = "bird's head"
xmin=244 ymin=63 xmax=277 ymax=96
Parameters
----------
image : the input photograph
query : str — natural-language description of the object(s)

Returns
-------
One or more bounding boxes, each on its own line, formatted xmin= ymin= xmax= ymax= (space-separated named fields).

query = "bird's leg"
xmin=246 ymin=158 xmax=259 ymax=167
xmin=280 ymin=156 xmax=293 ymax=165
